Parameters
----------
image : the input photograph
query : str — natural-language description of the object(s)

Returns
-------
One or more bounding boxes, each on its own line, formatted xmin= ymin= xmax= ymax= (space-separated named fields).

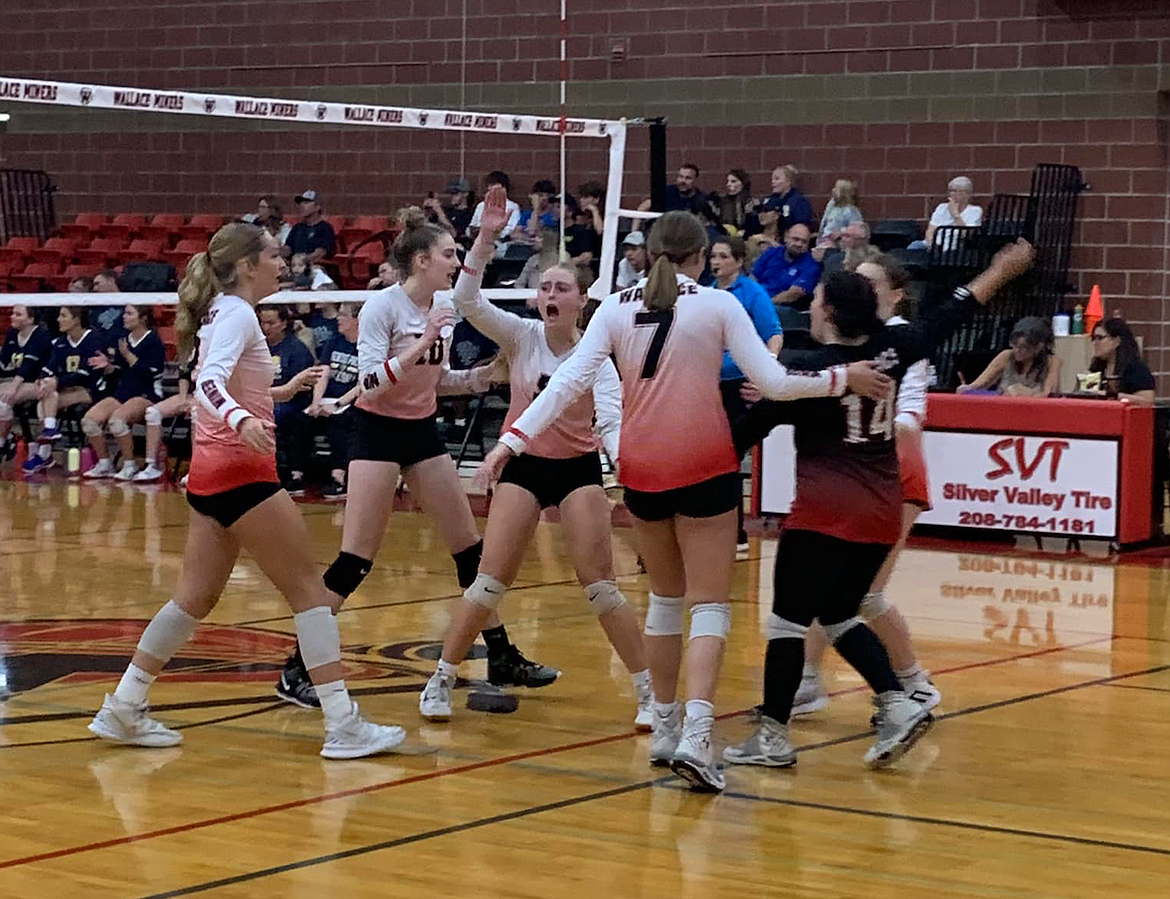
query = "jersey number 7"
xmin=633 ymin=310 xmax=674 ymax=379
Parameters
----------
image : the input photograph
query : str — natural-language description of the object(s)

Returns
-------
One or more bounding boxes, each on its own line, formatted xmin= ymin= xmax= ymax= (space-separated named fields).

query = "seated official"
xmin=957 ymin=316 xmax=1060 ymax=397
xmin=1078 ymin=317 xmax=1155 ymax=405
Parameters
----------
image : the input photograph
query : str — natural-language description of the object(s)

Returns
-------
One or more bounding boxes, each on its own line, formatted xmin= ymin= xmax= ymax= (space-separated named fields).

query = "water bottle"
xmin=67 ymin=447 xmax=81 ymax=477
xmin=14 ymin=438 xmax=27 ymax=468
xmin=80 ymin=446 xmax=97 ymax=474
xmin=1071 ymin=304 xmax=1085 ymax=335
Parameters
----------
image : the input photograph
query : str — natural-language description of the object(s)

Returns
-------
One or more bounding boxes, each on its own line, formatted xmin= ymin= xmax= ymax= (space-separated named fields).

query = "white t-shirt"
xmin=310 ymin=266 xmax=337 ymax=290
xmin=470 ymin=199 xmax=521 ymax=235
xmin=615 ymin=258 xmax=646 ymax=290
xmin=929 ymin=202 xmax=982 ymax=246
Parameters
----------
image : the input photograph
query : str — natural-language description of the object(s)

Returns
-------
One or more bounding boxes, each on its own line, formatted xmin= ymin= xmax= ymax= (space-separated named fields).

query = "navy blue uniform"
xmin=1 ymin=326 xmax=52 ymax=382
xmin=317 ymin=333 xmax=358 ymax=400
xmin=111 ymin=330 xmax=165 ymax=403
xmin=304 ymin=310 xmax=340 ymax=351
xmin=269 ymin=332 xmax=315 ymax=476
xmin=43 ymin=330 xmax=106 ymax=391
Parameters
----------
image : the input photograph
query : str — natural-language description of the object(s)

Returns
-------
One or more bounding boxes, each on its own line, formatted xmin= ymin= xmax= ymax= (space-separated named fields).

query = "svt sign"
xmin=986 ymin=438 xmax=1070 ymax=482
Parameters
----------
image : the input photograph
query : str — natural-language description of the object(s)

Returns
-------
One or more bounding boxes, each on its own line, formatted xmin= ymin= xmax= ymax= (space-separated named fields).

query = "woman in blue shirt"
xmin=711 ymin=234 xmax=783 ymax=548
xmin=82 ymin=304 xmax=166 ymax=481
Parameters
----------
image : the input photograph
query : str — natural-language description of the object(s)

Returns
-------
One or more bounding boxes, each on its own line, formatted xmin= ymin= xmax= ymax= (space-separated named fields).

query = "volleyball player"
xmin=81 ymin=305 xmax=166 ymax=481
xmin=419 ymin=186 xmax=653 ymax=727
xmin=476 ymin=211 xmax=891 ymax=791
xmin=134 ymin=345 xmax=196 ymax=483
xmin=22 ymin=306 xmax=103 ymax=474
xmin=0 ymin=304 xmax=52 ymax=450
xmin=724 ymin=240 xmax=1034 ymax=770
xmin=275 ymin=207 xmax=557 ymax=708
xmin=88 ymin=223 xmax=405 ymax=758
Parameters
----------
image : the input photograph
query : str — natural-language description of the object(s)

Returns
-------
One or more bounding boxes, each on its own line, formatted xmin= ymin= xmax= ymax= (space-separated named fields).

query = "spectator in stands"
xmin=752 ymin=222 xmax=821 ymax=328
xmin=80 ymin=304 xmax=166 ymax=481
xmin=958 ymin=316 xmax=1059 ymax=397
xmin=22 ymin=306 xmax=101 ymax=473
xmin=93 ymin=270 xmax=119 ymax=293
xmin=0 ymin=304 xmax=51 ymax=450
xmin=89 ymin=269 xmax=125 ymax=336
xmin=514 ymin=227 xmax=560 ymax=290
xmin=816 ymin=221 xmax=879 ymax=275
xmin=241 ymin=196 xmax=274 ymax=225
xmin=303 ymin=300 xmax=340 ymax=349
xmin=289 ymin=252 xmax=337 ymax=291
xmin=768 ymin=164 xmax=814 ymax=233
xmin=285 ymin=189 xmax=336 ymax=263
xmin=68 ymin=276 xmax=94 ymax=293
xmin=1085 ymin=318 xmax=1155 ymax=405
xmin=710 ymin=169 xmax=758 ymax=235
xmin=818 ymin=179 xmax=863 ymax=242
xmin=258 ymin=305 xmax=324 ymax=495
xmin=426 ymin=177 xmax=475 ymax=245
xmin=265 ymin=203 xmax=290 ymax=244
xmin=747 ymin=193 xmax=784 ymax=243
xmin=516 ymin=179 xmax=559 ymax=243
xmin=367 ymin=260 xmax=400 ymax=290
xmin=469 ymin=171 xmax=521 ymax=242
xmin=665 ymin=162 xmax=706 ymax=214
xmin=566 ymin=188 xmax=603 ymax=269
xmin=911 ymin=176 xmax=983 ymax=249
xmin=615 ymin=231 xmax=649 ymax=289
xmin=745 ymin=234 xmax=775 ymax=271
xmin=306 ymin=302 xmax=361 ymax=498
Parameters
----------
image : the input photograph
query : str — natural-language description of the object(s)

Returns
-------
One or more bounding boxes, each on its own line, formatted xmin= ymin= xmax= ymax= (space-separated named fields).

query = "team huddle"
xmin=86 ymin=185 xmax=1034 ymax=791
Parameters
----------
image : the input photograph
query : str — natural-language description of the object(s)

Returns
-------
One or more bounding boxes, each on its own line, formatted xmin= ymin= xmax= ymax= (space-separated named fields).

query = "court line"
xmin=0 ymin=634 xmax=1126 ymax=870
xmin=1103 ymin=682 xmax=1170 ymax=694
xmin=714 ymin=790 xmax=1170 ymax=858
xmin=128 ymin=779 xmax=664 ymax=899
xmin=121 ymin=658 xmax=1170 ymax=898
xmin=0 ymin=703 xmax=285 ymax=750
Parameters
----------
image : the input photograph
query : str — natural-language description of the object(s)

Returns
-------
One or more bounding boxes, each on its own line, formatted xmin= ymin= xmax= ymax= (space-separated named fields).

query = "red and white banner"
xmin=0 ymin=76 xmax=620 ymax=139
xmin=759 ymin=428 xmax=1119 ymax=538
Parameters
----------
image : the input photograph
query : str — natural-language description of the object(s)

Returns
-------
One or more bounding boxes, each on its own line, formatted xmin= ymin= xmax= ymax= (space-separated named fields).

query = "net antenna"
xmin=0 ymin=74 xmax=630 ymax=301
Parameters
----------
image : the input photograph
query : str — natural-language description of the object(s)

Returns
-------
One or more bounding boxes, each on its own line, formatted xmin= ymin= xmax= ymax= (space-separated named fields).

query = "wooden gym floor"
xmin=1 ymin=479 xmax=1169 ymax=898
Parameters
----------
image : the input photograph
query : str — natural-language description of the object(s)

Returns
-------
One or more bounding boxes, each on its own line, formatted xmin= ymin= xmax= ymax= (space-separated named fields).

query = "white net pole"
xmin=594 ymin=121 xmax=627 ymax=300
xmin=559 ymin=0 xmax=568 ymax=263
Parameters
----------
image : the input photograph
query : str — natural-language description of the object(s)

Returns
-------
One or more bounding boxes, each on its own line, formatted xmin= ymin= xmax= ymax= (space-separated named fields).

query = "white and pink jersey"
xmin=355 ymin=284 xmax=456 ymax=420
xmin=453 ymin=271 xmax=620 ymax=461
xmin=189 ymin=294 xmax=278 ymax=495
xmin=501 ymin=274 xmax=849 ymax=494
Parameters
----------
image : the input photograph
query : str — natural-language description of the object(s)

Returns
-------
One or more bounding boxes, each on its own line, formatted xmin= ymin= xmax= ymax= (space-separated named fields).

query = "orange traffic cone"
xmin=1085 ymin=284 xmax=1103 ymax=334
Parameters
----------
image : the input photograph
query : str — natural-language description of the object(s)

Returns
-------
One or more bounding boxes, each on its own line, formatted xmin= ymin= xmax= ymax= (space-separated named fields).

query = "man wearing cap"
xmin=285 ymin=190 xmax=336 ymax=263
xmin=426 ymin=177 xmax=475 ymax=244
xmin=616 ymin=231 xmax=649 ymax=289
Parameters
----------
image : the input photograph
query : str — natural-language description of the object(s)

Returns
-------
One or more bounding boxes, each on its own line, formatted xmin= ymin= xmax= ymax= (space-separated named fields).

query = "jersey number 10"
xmin=841 ymin=392 xmax=894 ymax=443
xmin=415 ymin=339 xmax=444 ymax=366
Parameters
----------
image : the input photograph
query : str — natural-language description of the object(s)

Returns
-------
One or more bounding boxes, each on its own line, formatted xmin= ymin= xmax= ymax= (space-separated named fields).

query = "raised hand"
xmin=478 ymin=183 xmax=511 ymax=244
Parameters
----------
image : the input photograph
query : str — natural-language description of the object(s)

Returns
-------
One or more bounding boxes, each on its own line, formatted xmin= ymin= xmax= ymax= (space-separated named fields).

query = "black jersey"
xmin=735 ymin=286 xmax=978 ymax=543
xmin=0 ymin=325 xmax=52 ymax=382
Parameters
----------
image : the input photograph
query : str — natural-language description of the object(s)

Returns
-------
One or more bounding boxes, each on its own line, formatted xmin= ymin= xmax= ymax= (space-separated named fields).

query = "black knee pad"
xmin=453 ymin=539 xmax=483 ymax=590
xmin=323 ymin=551 xmax=373 ymax=599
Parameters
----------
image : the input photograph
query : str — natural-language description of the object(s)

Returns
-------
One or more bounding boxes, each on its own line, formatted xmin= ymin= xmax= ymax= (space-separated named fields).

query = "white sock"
xmin=895 ymin=663 xmax=925 ymax=682
xmin=630 ymin=668 xmax=651 ymax=690
xmin=437 ymin=658 xmax=458 ymax=679
xmin=653 ymin=700 xmax=677 ymax=718
xmin=685 ymin=699 xmax=714 ymax=722
xmin=316 ymin=679 xmax=352 ymax=726
xmin=114 ymin=663 xmax=156 ymax=705
xmin=37 ymin=442 xmax=52 ymax=460
xmin=43 ymin=416 xmax=56 ymax=430
xmin=802 ymin=663 xmax=821 ymax=680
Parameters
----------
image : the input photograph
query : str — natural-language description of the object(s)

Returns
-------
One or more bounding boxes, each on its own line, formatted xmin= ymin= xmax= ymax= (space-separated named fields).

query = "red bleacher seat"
xmin=140 ymin=213 xmax=187 ymax=244
xmin=0 ymin=261 xmax=17 ymax=290
xmin=335 ymin=240 xmax=386 ymax=289
xmin=162 ymin=238 xmax=208 ymax=271
xmin=31 ymin=237 xmax=78 ymax=267
xmin=60 ymin=213 xmax=107 ymax=243
xmin=179 ymin=214 xmax=224 ymax=241
xmin=10 ymin=262 xmax=60 ymax=293
xmin=0 ymin=237 xmax=41 ymax=268
xmin=157 ymin=323 xmax=178 ymax=360
xmin=101 ymin=214 xmax=147 ymax=242
xmin=76 ymin=237 xmax=127 ymax=267
xmin=339 ymin=215 xmax=390 ymax=251
xmin=119 ymin=239 xmax=166 ymax=264
xmin=50 ymin=263 xmax=103 ymax=292
xmin=325 ymin=215 xmax=348 ymax=235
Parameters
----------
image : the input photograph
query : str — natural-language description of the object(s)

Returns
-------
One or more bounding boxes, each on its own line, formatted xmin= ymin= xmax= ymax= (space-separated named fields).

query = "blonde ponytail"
xmin=643 ymin=210 xmax=709 ymax=312
xmin=176 ymin=251 xmax=217 ymax=359
xmin=176 ymin=222 xmax=267 ymax=359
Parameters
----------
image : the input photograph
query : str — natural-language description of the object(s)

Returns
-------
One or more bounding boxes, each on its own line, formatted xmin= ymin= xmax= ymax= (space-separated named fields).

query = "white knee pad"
xmin=293 ymin=605 xmax=341 ymax=671
xmin=0 ymin=401 xmax=12 ymax=422
xmin=81 ymin=416 xmax=104 ymax=437
xmin=858 ymin=590 xmax=891 ymax=621
xmin=465 ymin=572 xmax=508 ymax=610
xmin=137 ymin=600 xmax=200 ymax=660
xmin=689 ymin=602 xmax=731 ymax=641
xmin=145 ymin=405 xmax=163 ymax=426
xmin=584 ymin=579 xmax=626 ymax=616
xmin=644 ymin=593 xmax=684 ymax=636
xmin=108 ymin=417 xmax=131 ymax=437
xmin=823 ymin=617 xmax=862 ymax=644
xmin=767 ymin=613 xmax=808 ymax=641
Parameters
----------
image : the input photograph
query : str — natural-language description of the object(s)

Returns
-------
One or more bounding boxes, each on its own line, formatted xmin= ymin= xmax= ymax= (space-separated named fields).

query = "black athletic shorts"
xmin=186 ymin=481 xmax=282 ymax=529
xmin=623 ymin=472 xmax=741 ymax=522
xmin=350 ymin=408 xmax=448 ymax=469
xmin=772 ymin=529 xmax=893 ymax=627
xmin=497 ymin=452 xmax=603 ymax=509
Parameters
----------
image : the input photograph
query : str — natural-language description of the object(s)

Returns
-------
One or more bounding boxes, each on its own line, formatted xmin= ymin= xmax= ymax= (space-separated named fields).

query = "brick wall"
xmin=0 ymin=0 xmax=1167 ymax=376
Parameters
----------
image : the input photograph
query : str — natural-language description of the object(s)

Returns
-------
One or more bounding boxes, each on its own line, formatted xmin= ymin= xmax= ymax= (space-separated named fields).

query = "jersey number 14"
xmin=841 ymin=392 xmax=894 ymax=443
